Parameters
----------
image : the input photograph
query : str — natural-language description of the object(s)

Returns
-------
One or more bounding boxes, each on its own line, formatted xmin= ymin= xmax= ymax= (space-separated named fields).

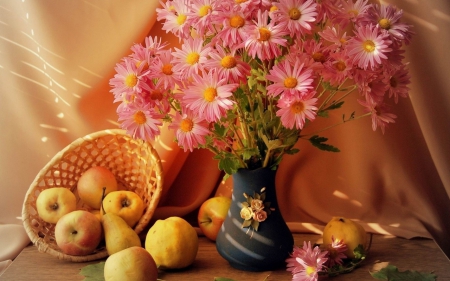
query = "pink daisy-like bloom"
xmin=286 ymin=241 xmax=328 ymax=281
xmin=213 ymin=6 xmax=253 ymax=49
xmin=266 ymin=59 xmax=315 ymax=99
xmin=360 ymin=4 xmax=414 ymax=46
xmin=273 ymin=0 xmax=318 ymax=37
xmin=326 ymin=236 xmax=348 ymax=267
xmin=109 ymin=58 xmax=150 ymax=98
xmin=318 ymin=26 xmax=350 ymax=51
xmin=168 ymin=110 xmax=210 ymax=152
xmin=144 ymin=36 xmax=169 ymax=58
xmin=186 ymin=0 xmax=218 ymax=36
xmin=333 ymin=0 xmax=370 ymax=28
xmin=117 ymin=101 xmax=164 ymax=141
xmin=383 ymin=64 xmax=410 ymax=103
xmin=359 ymin=99 xmax=397 ymax=134
xmin=244 ymin=9 xmax=289 ymax=60
xmin=321 ymin=49 xmax=353 ymax=86
xmin=301 ymin=39 xmax=329 ymax=65
xmin=276 ymin=91 xmax=318 ymax=130
xmin=149 ymin=49 xmax=180 ymax=89
xmin=204 ymin=45 xmax=251 ymax=84
xmin=347 ymin=24 xmax=392 ymax=70
xmin=171 ymin=37 xmax=212 ymax=79
xmin=183 ymin=71 xmax=238 ymax=122
xmin=156 ymin=0 xmax=192 ymax=39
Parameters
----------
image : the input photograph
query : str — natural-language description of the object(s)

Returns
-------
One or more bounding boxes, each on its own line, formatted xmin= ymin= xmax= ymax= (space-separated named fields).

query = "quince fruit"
xmin=101 ymin=190 xmax=145 ymax=228
xmin=145 ymin=216 xmax=198 ymax=269
xmin=322 ymin=217 xmax=367 ymax=259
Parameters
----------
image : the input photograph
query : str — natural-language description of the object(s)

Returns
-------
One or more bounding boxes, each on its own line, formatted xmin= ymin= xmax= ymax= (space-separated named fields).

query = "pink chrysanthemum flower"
xmin=213 ymin=6 xmax=253 ymax=49
xmin=347 ymin=24 xmax=392 ymax=70
xmin=286 ymin=241 xmax=328 ymax=281
xmin=326 ymin=236 xmax=348 ymax=267
xmin=333 ymin=0 xmax=370 ymax=28
xmin=360 ymin=4 xmax=414 ymax=46
xmin=171 ymin=37 xmax=212 ymax=79
xmin=273 ymin=0 xmax=318 ymax=37
xmin=205 ymin=45 xmax=251 ymax=84
xmin=321 ymin=50 xmax=353 ymax=86
xmin=117 ymin=101 xmax=164 ymax=141
xmin=315 ymin=0 xmax=341 ymax=23
xmin=144 ymin=36 xmax=169 ymax=58
xmin=168 ymin=110 xmax=210 ymax=152
xmin=359 ymin=99 xmax=396 ymax=134
xmin=149 ymin=49 xmax=180 ymax=89
xmin=156 ymin=0 xmax=192 ymax=39
xmin=266 ymin=60 xmax=315 ymax=99
xmin=186 ymin=0 xmax=218 ymax=36
xmin=301 ymin=39 xmax=329 ymax=65
xmin=183 ymin=71 xmax=238 ymax=122
xmin=109 ymin=58 xmax=150 ymax=98
xmin=244 ymin=10 xmax=289 ymax=60
xmin=276 ymin=91 xmax=318 ymax=130
xmin=318 ymin=26 xmax=350 ymax=51
xmin=383 ymin=64 xmax=410 ymax=103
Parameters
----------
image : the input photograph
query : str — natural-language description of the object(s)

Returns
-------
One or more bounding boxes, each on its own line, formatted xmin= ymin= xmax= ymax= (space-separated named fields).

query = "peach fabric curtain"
xmin=0 ymin=0 xmax=449 ymax=263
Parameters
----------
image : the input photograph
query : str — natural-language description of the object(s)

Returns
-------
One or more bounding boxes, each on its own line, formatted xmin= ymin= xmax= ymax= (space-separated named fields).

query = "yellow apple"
xmin=36 ymin=187 xmax=77 ymax=224
xmin=77 ymin=166 xmax=118 ymax=209
xmin=322 ymin=217 xmax=367 ymax=258
xmin=54 ymin=210 xmax=102 ymax=256
xmin=197 ymin=196 xmax=231 ymax=241
xmin=145 ymin=217 xmax=198 ymax=269
xmin=101 ymin=190 xmax=145 ymax=228
xmin=104 ymin=246 xmax=158 ymax=281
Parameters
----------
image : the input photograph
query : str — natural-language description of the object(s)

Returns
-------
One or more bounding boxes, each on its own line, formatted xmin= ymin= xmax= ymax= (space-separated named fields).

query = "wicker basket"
xmin=22 ymin=129 xmax=163 ymax=262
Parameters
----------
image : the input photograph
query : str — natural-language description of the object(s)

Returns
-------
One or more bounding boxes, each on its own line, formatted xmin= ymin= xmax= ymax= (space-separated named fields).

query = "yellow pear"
xmin=104 ymin=246 xmax=158 ymax=281
xmin=101 ymin=213 xmax=141 ymax=256
xmin=322 ymin=217 xmax=367 ymax=259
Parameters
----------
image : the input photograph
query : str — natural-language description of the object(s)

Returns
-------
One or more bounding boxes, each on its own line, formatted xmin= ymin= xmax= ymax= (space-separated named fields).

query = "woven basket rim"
xmin=22 ymin=129 xmax=163 ymax=262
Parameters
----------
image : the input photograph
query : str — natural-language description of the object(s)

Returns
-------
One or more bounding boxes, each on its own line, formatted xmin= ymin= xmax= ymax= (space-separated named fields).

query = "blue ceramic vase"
xmin=215 ymin=167 xmax=294 ymax=271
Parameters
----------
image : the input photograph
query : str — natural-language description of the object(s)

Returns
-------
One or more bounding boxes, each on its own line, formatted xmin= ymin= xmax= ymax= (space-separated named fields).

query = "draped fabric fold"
xmin=0 ymin=0 xmax=449 ymax=262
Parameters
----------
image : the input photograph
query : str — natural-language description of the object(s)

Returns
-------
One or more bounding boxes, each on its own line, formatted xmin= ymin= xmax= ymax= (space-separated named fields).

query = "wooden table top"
xmin=1 ymin=233 xmax=449 ymax=281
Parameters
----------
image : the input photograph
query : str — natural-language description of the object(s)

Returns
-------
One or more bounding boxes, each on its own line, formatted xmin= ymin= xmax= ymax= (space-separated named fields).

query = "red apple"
xmin=198 ymin=196 xmax=231 ymax=241
xmin=55 ymin=210 xmax=102 ymax=256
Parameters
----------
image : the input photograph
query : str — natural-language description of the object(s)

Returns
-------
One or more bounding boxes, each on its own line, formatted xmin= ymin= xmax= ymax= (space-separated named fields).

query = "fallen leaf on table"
xmin=79 ymin=262 xmax=105 ymax=281
xmin=370 ymin=264 xmax=437 ymax=281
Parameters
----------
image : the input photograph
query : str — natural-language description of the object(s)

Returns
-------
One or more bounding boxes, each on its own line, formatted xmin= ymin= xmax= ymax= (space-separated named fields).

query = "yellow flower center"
xmin=289 ymin=8 xmax=301 ymax=20
xmin=312 ymin=52 xmax=325 ymax=63
xmin=230 ymin=15 xmax=245 ymax=28
xmin=363 ymin=40 xmax=376 ymax=52
xmin=199 ymin=5 xmax=212 ymax=17
xmin=348 ymin=9 xmax=358 ymax=17
xmin=162 ymin=64 xmax=173 ymax=75
xmin=258 ymin=27 xmax=271 ymax=42
xmin=335 ymin=61 xmax=346 ymax=71
xmin=203 ymin=87 xmax=217 ymax=102
xmin=339 ymin=38 xmax=347 ymax=44
xmin=133 ymin=111 xmax=146 ymax=125
xmin=235 ymin=0 xmax=248 ymax=4
xmin=290 ymin=101 xmax=305 ymax=114
xmin=186 ymin=52 xmax=200 ymax=65
xmin=221 ymin=55 xmax=237 ymax=69
xmin=379 ymin=18 xmax=391 ymax=30
xmin=284 ymin=77 xmax=297 ymax=88
xmin=390 ymin=76 xmax=398 ymax=88
xmin=270 ymin=6 xmax=278 ymax=13
xmin=177 ymin=14 xmax=187 ymax=25
xmin=306 ymin=266 xmax=316 ymax=276
xmin=125 ymin=74 xmax=138 ymax=88
xmin=150 ymin=89 xmax=163 ymax=101
xmin=180 ymin=118 xmax=194 ymax=132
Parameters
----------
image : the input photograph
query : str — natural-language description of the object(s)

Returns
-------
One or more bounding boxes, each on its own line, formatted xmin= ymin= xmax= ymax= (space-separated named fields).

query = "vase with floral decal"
xmin=215 ymin=167 xmax=293 ymax=271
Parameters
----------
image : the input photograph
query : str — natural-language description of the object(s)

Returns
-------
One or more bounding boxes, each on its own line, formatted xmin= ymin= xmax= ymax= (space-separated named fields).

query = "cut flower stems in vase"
xmin=109 ymin=0 xmax=414 ymax=276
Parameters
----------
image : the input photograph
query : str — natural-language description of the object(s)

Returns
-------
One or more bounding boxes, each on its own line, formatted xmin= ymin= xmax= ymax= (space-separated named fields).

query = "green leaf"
xmin=309 ymin=135 xmax=340 ymax=152
xmin=218 ymin=157 xmax=240 ymax=175
xmin=79 ymin=262 xmax=105 ymax=281
xmin=327 ymin=101 xmax=345 ymax=110
xmin=370 ymin=264 xmax=437 ymax=281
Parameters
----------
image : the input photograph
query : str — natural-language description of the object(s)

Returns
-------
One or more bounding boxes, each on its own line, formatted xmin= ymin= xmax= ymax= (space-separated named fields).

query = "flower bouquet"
xmin=109 ymin=0 xmax=413 ymax=177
